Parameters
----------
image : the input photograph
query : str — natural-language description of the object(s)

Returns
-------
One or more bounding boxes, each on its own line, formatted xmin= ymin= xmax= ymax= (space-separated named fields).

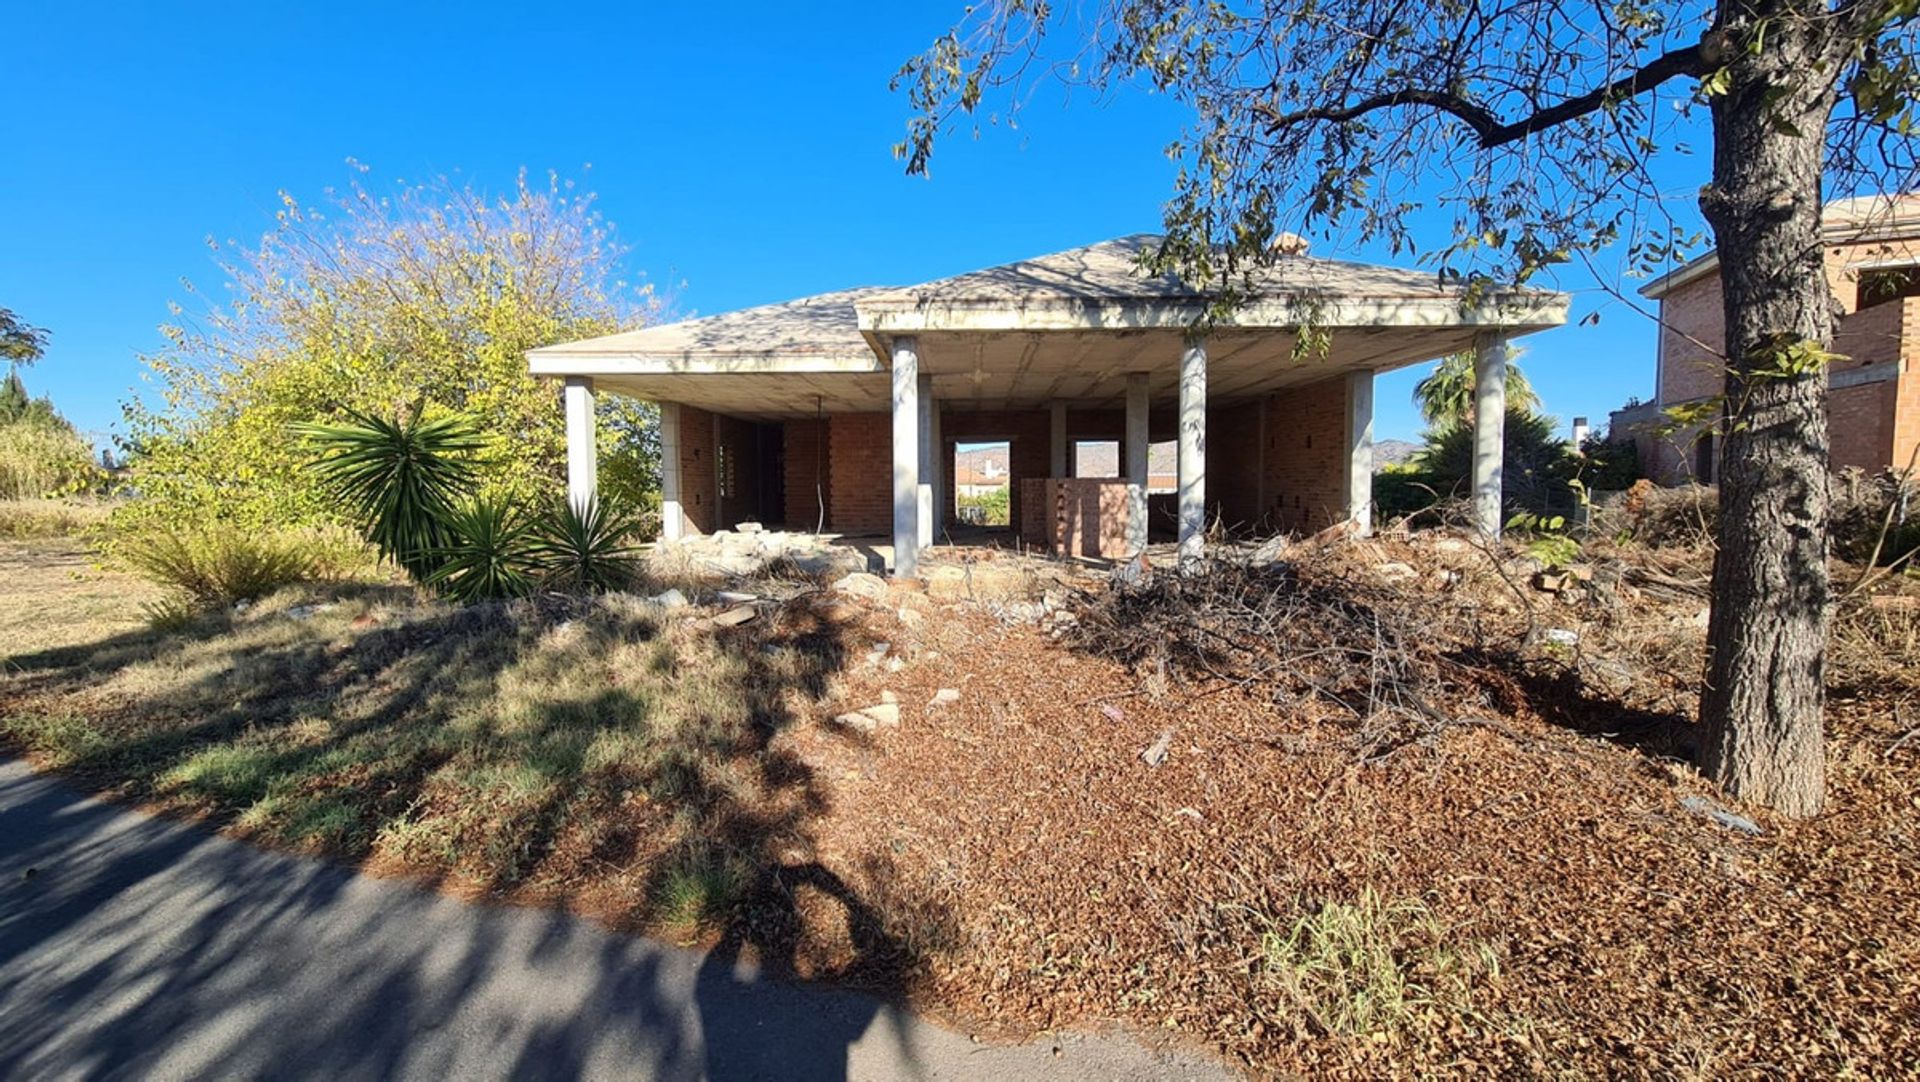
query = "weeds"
xmin=1254 ymin=888 xmax=1497 ymax=1039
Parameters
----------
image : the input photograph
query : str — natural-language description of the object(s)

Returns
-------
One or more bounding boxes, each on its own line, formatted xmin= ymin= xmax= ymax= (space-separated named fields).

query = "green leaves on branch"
xmin=1746 ymin=333 xmax=1841 ymax=380
xmin=296 ymin=409 xmax=485 ymax=580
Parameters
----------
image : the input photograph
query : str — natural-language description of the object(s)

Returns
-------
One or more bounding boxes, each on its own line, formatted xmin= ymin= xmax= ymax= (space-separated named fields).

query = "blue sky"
xmin=2 ymin=1 xmax=1702 ymax=446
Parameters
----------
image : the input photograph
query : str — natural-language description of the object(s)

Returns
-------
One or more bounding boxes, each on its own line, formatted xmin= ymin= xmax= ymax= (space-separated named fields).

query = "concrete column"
xmin=658 ymin=401 xmax=684 ymax=541
xmin=1177 ymin=340 xmax=1208 ymax=564
xmin=1473 ymin=334 xmax=1509 ymax=538
xmin=1125 ymin=372 xmax=1150 ymax=555
xmin=563 ymin=377 xmax=598 ymax=511
xmin=1346 ymin=370 xmax=1375 ymax=538
xmin=891 ymin=336 xmax=921 ymax=578
xmin=917 ymin=372 xmax=935 ymax=550
xmin=1050 ymin=403 xmax=1068 ymax=478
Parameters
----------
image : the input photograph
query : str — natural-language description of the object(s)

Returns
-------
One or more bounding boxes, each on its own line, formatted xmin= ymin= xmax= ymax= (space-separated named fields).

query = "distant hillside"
xmin=1375 ymin=439 xmax=1422 ymax=467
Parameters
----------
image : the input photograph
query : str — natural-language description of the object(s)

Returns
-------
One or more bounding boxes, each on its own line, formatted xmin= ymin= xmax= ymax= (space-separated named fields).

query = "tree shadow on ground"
xmin=0 ymin=578 xmax=947 ymax=1081
xmin=1457 ymin=645 xmax=1700 ymax=763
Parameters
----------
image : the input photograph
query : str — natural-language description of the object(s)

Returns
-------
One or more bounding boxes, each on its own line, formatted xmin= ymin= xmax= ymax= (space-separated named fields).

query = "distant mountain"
xmin=1375 ymin=439 xmax=1422 ymax=467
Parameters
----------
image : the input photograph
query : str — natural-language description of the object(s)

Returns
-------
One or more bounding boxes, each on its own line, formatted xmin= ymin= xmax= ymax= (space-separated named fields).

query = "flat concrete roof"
xmin=528 ymin=236 xmax=1570 ymax=420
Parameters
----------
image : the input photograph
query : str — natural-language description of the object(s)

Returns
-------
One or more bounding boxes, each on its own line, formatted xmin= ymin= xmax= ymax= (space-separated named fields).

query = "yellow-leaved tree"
xmin=116 ymin=165 xmax=662 ymax=540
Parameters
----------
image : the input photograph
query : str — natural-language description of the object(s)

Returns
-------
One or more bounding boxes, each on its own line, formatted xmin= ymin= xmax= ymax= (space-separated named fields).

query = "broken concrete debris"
xmin=831 ymin=572 xmax=890 ymax=602
xmin=832 ymin=700 xmax=902 ymax=733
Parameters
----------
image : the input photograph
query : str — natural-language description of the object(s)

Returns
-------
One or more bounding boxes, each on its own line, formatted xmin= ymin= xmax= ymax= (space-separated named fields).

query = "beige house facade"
xmin=1612 ymin=195 xmax=1920 ymax=484
xmin=530 ymin=236 xmax=1568 ymax=575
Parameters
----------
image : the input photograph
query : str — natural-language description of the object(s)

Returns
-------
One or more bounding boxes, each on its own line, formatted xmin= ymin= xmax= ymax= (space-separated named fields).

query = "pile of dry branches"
xmin=1064 ymin=548 xmax=1507 ymax=754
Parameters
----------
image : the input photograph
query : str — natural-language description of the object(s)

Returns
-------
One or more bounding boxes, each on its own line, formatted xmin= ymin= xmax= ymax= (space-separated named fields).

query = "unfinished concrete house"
xmin=529 ymin=236 xmax=1569 ymax=575
xmin=1612 ymin=194 xmax=1920 ymax=484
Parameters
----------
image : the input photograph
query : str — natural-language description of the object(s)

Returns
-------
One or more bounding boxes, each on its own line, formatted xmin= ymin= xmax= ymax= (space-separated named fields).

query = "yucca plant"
xmin=427 ymin=498 xmax=536 ymax=603
xmin=530 ymin=496 xmax=644 ymax=594
xmin=295 ymin=408 xmax=485 ymax=581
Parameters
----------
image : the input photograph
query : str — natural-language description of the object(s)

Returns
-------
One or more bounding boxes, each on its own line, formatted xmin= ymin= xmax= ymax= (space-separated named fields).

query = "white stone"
xmin=832 ymin=572 xmax=889 ymax=602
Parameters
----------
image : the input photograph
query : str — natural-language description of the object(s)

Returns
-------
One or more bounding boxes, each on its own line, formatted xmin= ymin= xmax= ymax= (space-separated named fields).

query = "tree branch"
xmin=1259 ymin=42 xmax=1708 ymax=149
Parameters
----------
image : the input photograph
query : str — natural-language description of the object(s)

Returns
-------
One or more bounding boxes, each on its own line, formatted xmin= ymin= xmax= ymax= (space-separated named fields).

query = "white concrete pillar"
xmin=563 ymin=376 xmax=598 ymax=511
xmin=1125 ymin=372 xmax=1150 ymax=555
xmin=658 ymin=401 xmax=684 ymax=541
xmin=1346 ymin=370 xmax=1375 ymax=538
xmin=891 ymin=336 xmax=921 ymax=578
xmin=1473 ymin=334 xmax=1509 ymax=538
xmin=1177 ymin=340 xmax=1208 ymax=564
xmin=917 ymin=372 xmax=935 ymax=550
xmin=1050 ymin=403 xmax=1068 ymax=478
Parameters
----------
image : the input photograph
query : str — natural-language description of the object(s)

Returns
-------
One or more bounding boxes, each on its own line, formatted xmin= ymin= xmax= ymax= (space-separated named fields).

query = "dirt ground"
xmin=4 ymin=529 xmax=1918 ymax=1078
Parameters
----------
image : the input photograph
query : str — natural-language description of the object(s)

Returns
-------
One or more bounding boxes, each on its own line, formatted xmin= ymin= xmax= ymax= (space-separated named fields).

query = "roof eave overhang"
xmin=525 ymin=351 xmax=886 ymax=378
xmin=1640 ymin=215 xmax=1920 ymax=299
xmin=854 ymin=293 xmax=1570 ymax=335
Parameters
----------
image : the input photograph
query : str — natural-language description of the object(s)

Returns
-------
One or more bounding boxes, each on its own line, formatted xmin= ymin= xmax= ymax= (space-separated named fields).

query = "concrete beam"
xmin=658 ymin=401 xmax=684 ymax=541
xmin=1178 ymin=340 xmax=1208 ymax=565
xmin=1346 ymin=371 xmax=1374 ymax=538
xmin=1125 ymin=372 xmax=1149 ymax=555
xmin=1473 ymin=335 xmax=1508 ymax=538
xmin=892 ymin=337 xmax=921 ymax=578
xmin=563 ymin=377 xmax=598 ymax=512
xmin=917 ymin=372 xmax=935 ymax=550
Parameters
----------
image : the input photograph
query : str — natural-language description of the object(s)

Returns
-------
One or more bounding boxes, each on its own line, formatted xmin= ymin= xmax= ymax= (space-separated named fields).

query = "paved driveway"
xmin=0 ymin=758 xmax=1230 ymax=1081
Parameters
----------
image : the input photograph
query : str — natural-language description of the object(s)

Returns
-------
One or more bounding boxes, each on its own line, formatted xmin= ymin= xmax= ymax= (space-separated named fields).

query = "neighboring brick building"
xmin=1612 ymin=194 xmax=1920 ymax=484
xmin=532 ymin=236 xmax=1570 ymax=572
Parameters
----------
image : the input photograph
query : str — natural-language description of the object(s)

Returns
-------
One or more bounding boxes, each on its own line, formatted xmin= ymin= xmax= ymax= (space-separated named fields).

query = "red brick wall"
xmin=1829 ymin=382 xmax=1893 ymax=473
xmin=1261 ymin=377 xmax=1349 ymax=533
xmin=1206 ymin=401 xmax=1265 ymax=531
xmin=1657 ymin=274 xmax=1727 ymax=405
xmin=678 ymin=405 xmax=716 ymax=535
xmin=783 ymin=419 xmax=829 ymax=530
xmin=828 ymin=413 xmax=892 ymax=536
xmin=944 ymin=409 xmax=1050 ymax=536
xmin=1897 ymin=366 xmax=1920 ymax=474
xmin=1886 ymin=298 xmax=1920 ymax=473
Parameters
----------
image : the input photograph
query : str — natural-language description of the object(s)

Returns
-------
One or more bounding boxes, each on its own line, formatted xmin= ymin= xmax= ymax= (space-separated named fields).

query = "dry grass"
xmin=4 ymin=529 xmax=1918 ymax=1077
xmin=0 ymin=498 xmax=112 ymax=540
xmin=0 ymin=542 xmax=917 ymax=978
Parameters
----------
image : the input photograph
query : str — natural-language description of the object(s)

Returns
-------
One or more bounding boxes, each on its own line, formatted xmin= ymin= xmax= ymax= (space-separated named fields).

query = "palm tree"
xmin=1413 ymin=350 xmax=1540 ymax=430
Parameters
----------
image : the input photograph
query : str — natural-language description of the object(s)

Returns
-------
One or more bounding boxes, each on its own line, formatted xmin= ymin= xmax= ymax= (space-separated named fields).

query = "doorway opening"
xmin=953 ymin=441 xmax=1011 ymax=527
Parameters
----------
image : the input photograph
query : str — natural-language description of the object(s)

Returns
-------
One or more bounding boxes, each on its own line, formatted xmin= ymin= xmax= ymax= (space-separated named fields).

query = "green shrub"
xmin=427 ymin=499 xmax=537 ymax=603
xmin=531 ymin=496 xmax=644 ymax=594
xmin=122 ymin=526 xmax=325 ymax=609
xmin=113 ymin=171 xmax=660 ymax=545
xmin=1418 ymin=408 xmax=1579 ymax=516
xmin=1576 ymin=434 xmax=1643 ymax=492
xmin=1372 ymin=464 xmax=1441 ymax=522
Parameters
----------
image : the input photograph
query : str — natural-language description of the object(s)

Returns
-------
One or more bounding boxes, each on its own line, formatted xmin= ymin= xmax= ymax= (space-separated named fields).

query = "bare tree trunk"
xmin=1696 ymin=0 xmax=1840 ymax=817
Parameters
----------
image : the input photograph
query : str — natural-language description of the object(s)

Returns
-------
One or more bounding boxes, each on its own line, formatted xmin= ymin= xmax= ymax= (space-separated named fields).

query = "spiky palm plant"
xmin=427 ymin=498 xmax=536 ymax=602
xmin=530 ymin=496 xmax=644 ymax=594
xmin=296 ymin=409 xmax=485 ymax=581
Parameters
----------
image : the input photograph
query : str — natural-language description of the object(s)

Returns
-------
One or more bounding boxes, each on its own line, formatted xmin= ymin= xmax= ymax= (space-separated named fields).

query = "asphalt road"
xmin=0 ymin=758 xmax=1232 ymax=1081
